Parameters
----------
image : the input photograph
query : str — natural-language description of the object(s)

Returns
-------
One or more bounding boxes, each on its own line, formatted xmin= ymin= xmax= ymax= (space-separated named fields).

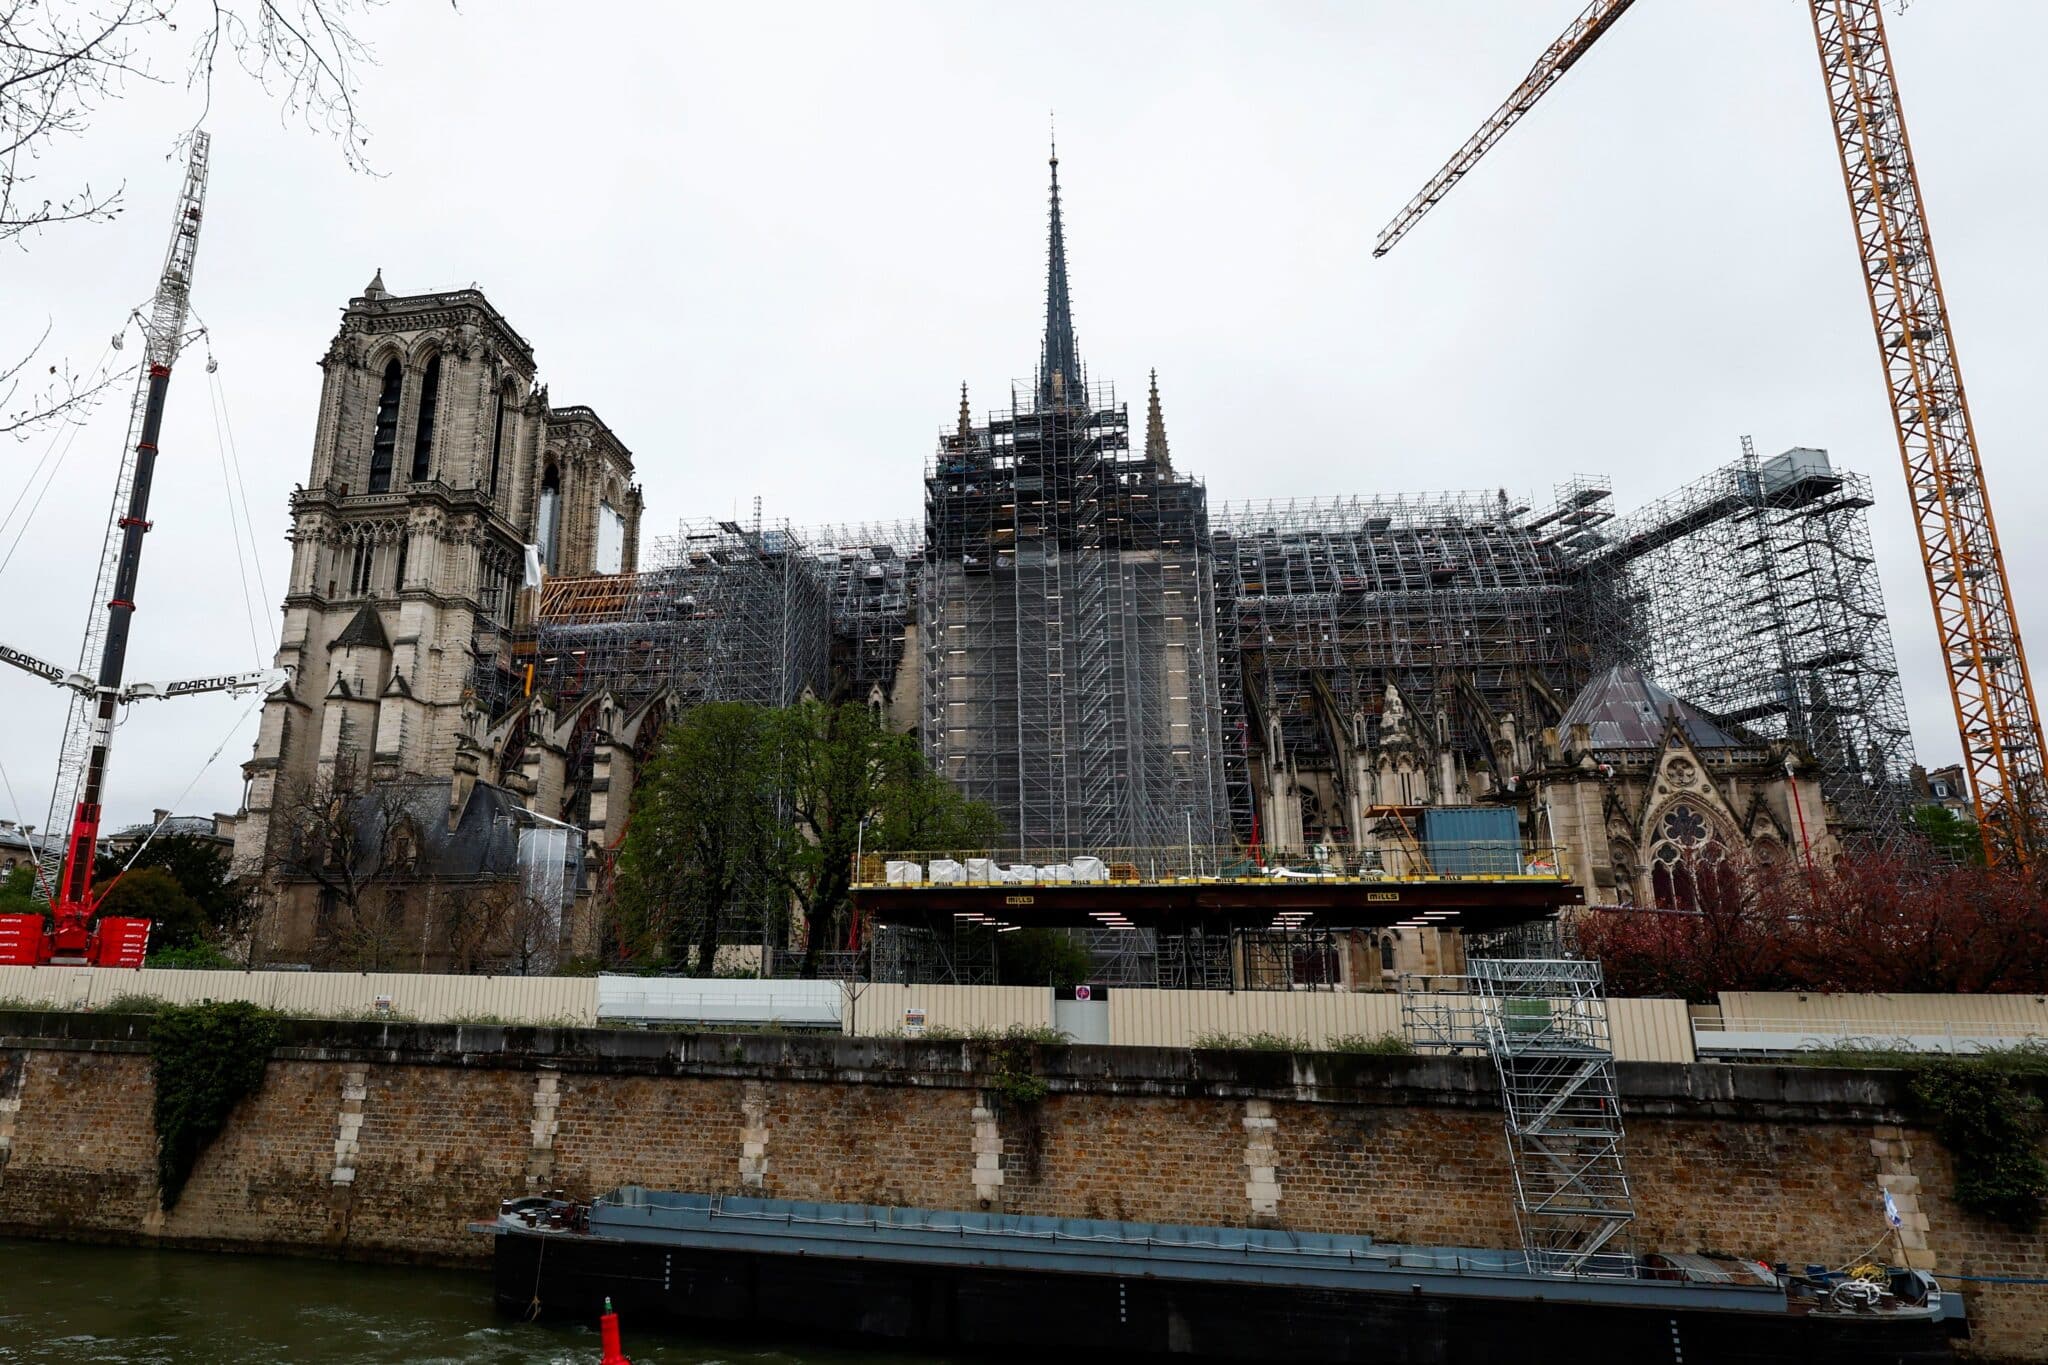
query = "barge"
xmin=484 ymin=1187 xmax=1965 ymax=1363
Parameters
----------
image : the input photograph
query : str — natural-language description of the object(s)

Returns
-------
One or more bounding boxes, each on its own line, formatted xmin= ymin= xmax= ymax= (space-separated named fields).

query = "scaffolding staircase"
xmin=1402 ymin=954 xmax=1636 ymax=1278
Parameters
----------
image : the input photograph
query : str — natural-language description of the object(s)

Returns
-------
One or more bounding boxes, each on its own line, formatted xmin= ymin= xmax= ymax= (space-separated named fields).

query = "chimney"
xmin=153 ymin=808 xmax=171 ymax=826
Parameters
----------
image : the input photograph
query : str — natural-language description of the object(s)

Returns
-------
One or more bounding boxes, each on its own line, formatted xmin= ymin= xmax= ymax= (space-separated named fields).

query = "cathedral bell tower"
xmin=233 ymin=275 xmax=640 ymax=883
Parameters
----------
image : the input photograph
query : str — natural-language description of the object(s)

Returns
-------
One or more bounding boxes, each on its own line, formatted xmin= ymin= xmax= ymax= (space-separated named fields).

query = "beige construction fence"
xmin=0 ymin=965 xmax=599 ymax=1026
xmin=3 ymin=966 xmax=2042 ymax=1065
xmin=0 ymin=967 xmax=1698 ymax=1058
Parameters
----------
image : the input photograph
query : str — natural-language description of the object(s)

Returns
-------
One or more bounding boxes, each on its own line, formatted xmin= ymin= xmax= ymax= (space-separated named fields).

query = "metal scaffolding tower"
xmin=1210 ymin=490 xmax=1616 ymax=847
xmin=921 ymin=378 xmax=1227 ymax=853
xmin=805 ymin=520 xmax=921 ymax=700
xmin=529 ymin=516 xmax=830 ymax=710
xmin=1403 ymin=952 xmax=1636 ymax=1278
xmin=919 ymin=148 xmax=1228 ymax=854
xmin=1569 ymin=445 xmax=1916 ymax=841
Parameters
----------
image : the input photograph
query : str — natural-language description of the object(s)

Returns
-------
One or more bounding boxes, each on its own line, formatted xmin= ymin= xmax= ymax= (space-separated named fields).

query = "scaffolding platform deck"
xmin=853 ymin=844 xmax=1578 ymax=935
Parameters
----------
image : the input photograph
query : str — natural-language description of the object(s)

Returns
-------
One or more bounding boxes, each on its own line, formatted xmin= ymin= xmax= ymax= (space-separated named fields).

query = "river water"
xmin=0 ymin=1239 xmax=945 ymax=1365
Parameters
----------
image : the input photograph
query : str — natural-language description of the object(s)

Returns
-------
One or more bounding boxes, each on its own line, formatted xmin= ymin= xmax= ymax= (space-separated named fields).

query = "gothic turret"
xmin=1145 ymin=369 xmax=1172 ymax=473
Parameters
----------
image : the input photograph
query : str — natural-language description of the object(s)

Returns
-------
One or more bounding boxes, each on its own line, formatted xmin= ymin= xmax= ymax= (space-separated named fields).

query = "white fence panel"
xmin=598 ymin=976 xmax=841 ymax=1027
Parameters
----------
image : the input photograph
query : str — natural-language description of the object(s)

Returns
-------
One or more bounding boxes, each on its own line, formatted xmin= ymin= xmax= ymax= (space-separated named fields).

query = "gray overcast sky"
xmin=5 ymin=0 xmax=2044 ymax=836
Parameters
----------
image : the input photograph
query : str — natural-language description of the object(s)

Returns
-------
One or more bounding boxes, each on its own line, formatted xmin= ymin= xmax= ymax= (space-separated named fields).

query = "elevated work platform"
xmin=852 ymin=842 xmax=1580 ymax=937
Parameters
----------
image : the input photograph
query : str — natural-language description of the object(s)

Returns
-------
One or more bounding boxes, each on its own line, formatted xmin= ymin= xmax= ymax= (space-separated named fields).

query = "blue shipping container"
xmin=1420 ymin=807 xmax=1522 ymax=875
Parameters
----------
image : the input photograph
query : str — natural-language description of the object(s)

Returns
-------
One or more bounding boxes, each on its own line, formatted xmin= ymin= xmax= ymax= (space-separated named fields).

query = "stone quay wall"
xmin=0 ymin=1011 xmax=2041 ymax=1361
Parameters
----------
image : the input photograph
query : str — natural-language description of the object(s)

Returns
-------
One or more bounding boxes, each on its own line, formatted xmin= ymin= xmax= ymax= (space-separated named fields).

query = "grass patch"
xmin=922 ymin=1024 xmax=1069 ymax=1045
xmin=1192 ymin=1030 xmax=1307 ymax=1052
xmin=1786 ymin=1039 xmax=2048 ymax=1076
xmin=98 ymin=993 xmax=167 ymax=1015
xmin=1193 ymin=1030 xmax=1414 ymax=1055
xmin=1329 ymin=1031 xmax=1413 ymax=1056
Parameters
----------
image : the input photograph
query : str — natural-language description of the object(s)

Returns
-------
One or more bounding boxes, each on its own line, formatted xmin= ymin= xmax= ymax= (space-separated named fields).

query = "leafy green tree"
xmin=95 ymin=867 xmax=210 ymax=949
xmin=0 ymin=865 xmax=37 ymax=915
xmin=996 ymin=928 xmax=1093 ymax=988
xmin=1912 ymin=804 xmax=1985 ymax=866
xmin=95 ymin=833 xmax=254 ymax=943
xmin=145 ymin=941 xmax=240 ymax=970
xmin=614 ymin=702 xmax=779 ymax=975
xmin=614 ymin=700 xmax=1000 ymax=978
xmin=770 ymin=700 xmax=1000 ymax=976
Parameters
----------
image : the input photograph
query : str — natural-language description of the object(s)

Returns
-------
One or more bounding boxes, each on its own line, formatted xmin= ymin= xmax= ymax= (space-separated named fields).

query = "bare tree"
xmin=440 ymin=877 xmax=562 ymax=976
xmin=265 ymin=756 xmax=416 ymax=969
xmin=3 ymin=0 xmax=395 ymax=435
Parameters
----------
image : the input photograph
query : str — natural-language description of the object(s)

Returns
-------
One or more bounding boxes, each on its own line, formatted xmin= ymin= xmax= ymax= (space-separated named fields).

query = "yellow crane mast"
xmin=1375 ymin=0 xmax=2042 ymax=864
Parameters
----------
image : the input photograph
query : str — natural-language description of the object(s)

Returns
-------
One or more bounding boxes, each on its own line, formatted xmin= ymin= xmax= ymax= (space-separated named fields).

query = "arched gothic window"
xmin=1648 ymin=801 xmax=1738 ymax=911
xmin=487 ymin=383 xmax=510 ymax=498
xmin=538 ymin=464 xmax=563 ymax=571
xmin=368 ymin=359 xmax=402 ymax=493
xmin=409 ymin=354 xmax=441 ymax=482
xmin=1379 ymin=934 xmax=1396 ymax=973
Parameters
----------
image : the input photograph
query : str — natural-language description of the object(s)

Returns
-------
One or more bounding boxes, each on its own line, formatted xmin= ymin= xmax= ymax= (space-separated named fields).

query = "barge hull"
xmin=493 ymin=1227 xmax=1957 ymax=1364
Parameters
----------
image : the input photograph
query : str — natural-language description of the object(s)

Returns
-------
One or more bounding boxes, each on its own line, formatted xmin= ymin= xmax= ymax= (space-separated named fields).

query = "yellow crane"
xmin=1377 ymin=0 xmax=2042 ymax=865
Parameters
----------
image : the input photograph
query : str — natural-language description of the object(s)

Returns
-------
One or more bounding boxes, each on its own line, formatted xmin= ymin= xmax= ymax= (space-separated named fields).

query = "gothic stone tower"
xmin=232 ymin=276 xmax=641 ymax=898
xmin=919 ymin=155 xmax=1227 ymax=852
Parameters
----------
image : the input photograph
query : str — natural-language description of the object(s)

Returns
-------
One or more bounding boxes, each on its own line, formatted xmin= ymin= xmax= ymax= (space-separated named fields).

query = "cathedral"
xmin=225 ymin=155 xmax=1886 ymax=980
xmin=231 ymin=275 xmax=644 ymax=966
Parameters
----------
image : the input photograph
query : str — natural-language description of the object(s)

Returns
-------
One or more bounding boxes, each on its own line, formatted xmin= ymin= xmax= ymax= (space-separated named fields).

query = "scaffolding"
xmin=805 ymin=520 xmax=921 ymax=700
xmin=920 ymin=380 xmax=1229 ymax=853
xmin=1210 ymin=491 xmax=1617 ymax=849
xmin=1571 ymin=445 xmax=1916 ymax=841
xmin=528 ymin=516 xmax=830 ymax=710
xmin=1402 ymin=951 xmax=1636 ymax=1278
xmin=869 ymin=920 xmax=997 ymax=985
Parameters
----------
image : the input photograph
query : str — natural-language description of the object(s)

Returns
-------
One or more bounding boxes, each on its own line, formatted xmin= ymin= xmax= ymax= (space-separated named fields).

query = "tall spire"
xmin=957 ymin=382 xmax=973 ymax=442
xmin=1145 ymin=369 xmax=1172 ymax=473
xmin=1039 ymin=137 xmax=1083 ymax=407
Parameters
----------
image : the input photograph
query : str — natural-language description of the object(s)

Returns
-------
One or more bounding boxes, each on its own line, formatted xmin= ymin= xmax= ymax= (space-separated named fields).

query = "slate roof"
xmin=332 ymin=603 xmax=390 ymax=651
xmin=106 ymin=815 xmax=224 ymax=841
xmin=352 ymin=779 xmax=526 ymax=879
xmin=1559 ymin=665 xmax=1746 ymax=751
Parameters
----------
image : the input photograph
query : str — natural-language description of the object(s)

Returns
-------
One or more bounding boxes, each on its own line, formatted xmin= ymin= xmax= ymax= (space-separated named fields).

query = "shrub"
xmin=995 ymin=928 xmax=1093 ymax=989
xmin=1910 ymin=1060 xmax=2047 ymax=1230
xmin=1779 ymin=1044 xmax=2048 ymax=1229
xmin=148 ymin=1001 xmax=282 ymax=1210
xmin=1577 ymin=851 xmax=2048 ymax=1001
xmin=145 ymin=942 xmax=240 ymax=970
xmin=98 ymin=993 xmax=167 ymax=1015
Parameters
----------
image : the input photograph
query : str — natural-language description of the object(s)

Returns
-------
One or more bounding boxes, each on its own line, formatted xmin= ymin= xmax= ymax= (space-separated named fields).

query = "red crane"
xmin=1375 ymin=0 xmax=2044 ymax=866
xmin=0 ymin=134 xmax=286 ymax=966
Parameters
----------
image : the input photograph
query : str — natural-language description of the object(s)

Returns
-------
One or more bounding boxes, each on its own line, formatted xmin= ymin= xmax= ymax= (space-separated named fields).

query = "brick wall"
xmin=0 ymin=1015 xmax=2039 ymax=1361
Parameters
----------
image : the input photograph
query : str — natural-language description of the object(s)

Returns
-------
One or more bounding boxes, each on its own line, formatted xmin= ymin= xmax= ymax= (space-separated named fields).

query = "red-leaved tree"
xmin=1576 ymin=852 xmax=2048 ymax=1001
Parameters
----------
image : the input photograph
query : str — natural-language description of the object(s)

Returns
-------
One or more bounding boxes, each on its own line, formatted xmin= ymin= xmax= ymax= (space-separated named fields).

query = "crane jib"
xmin=1370 ymin=0 xmax=2043 ymax=864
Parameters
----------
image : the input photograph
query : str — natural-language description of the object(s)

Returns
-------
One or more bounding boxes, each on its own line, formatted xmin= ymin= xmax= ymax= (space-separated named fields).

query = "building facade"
xmin=232 ymin=276 xmax=642 ymax=965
